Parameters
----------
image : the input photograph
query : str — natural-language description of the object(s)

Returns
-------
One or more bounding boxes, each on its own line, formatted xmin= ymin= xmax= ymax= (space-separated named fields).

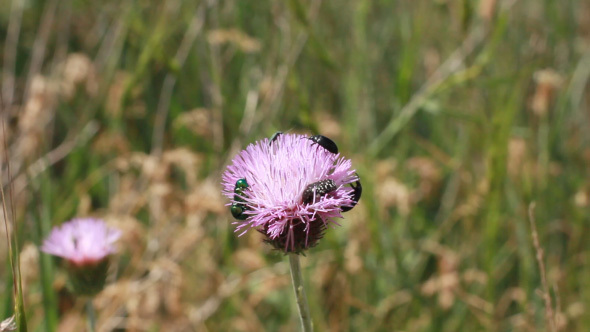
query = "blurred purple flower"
xmin=222 ymin=133 xmax=358 ymax=252
xmin=41 ymin=218 xmax=121 ymax=266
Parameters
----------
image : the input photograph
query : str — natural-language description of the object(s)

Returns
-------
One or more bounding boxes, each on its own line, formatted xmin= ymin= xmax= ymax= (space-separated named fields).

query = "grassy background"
xmin=1 ymin=0 xmax=589 ymax=331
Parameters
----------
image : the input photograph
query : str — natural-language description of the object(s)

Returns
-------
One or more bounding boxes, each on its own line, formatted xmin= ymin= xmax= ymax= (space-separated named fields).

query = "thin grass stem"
xmin=2 ymin=110 xmax=27 ymax=332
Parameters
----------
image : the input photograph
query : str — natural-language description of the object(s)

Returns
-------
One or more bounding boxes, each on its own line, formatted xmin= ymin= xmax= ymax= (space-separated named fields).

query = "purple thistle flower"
xmin=41 ymin=218 xmax=121 ymax=266
xmin=222 ymin=133 xmax=359 ymax=253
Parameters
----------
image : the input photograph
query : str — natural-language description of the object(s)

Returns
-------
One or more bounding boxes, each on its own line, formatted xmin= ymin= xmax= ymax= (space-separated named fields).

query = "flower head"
xmin=41 ymin=218 xmax=121 ymax=266
xmin=222 ymin=133 xmax=359 ymax=253
xmin=41 ymin=217 xmax=121 ymax=296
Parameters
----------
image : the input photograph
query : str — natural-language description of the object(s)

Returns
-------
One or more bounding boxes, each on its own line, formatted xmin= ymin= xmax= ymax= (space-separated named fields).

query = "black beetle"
xmin=341 ymin=174 xmax=362 ymax=212
xmin=308 ymin=135 xmax=338 ymax=154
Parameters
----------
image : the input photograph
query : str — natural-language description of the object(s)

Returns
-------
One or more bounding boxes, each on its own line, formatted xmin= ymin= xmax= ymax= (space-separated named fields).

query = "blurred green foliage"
xmin=1 ymin=0 xmax=589 ymax=331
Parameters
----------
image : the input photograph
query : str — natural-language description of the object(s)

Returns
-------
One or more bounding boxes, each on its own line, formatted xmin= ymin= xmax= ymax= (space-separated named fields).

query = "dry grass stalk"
xmin=528 ymin=202 xmax=558 ymax=332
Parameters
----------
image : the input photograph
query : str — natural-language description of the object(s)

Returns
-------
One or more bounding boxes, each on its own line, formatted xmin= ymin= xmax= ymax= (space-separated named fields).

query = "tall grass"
xmin=1 ymin=122 xmax=27 ymax=330
xmin=0 ymin=0 xmax=588 ymax=330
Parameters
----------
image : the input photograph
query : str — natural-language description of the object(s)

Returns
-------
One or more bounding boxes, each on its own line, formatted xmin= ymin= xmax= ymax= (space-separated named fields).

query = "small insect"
xmin=341 ymin=174 xmax=362 ymax=212
xmin=231 ymin=204 xmax=247 ymax=220
xmin=234 ymin=178 xmax=249 ymax=192
xmin=269 ymin=131 xmax=283 ymax=145
xmin=308 ymin=135 xmax=338 ymax=154
xmin=231 ymin=178 xmax=250 ymax=220
xmin=302 ymin=179 xmax=337 ymax=204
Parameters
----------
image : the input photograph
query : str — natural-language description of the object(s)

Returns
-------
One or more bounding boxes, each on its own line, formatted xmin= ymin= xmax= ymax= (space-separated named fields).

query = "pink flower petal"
xmin=41 ymin=218 xmax=121 ymax=265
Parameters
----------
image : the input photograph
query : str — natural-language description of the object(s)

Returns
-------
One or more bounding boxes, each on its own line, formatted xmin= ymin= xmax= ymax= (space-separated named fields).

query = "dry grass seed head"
xmin=97 ymin=259 xmax=184 ymax=330
xmin=0 ymin=118 xmax=11 ymax=160
xmin=423 ymin=47 xmax=441 ymax=78
xmin=174 ymin=108 xmax=214 ymax=139
xmin=258 ymin=76 xmax=275 ymax=102
xmin=105 ymin=71 xmax=127 ymax=116
xmin=55 ymin=311 xmax=85 ymax=332
xmin=233 ymin=248 xmax=266 ymax=273
xmin=104 ymin=215 xmax=145 ymax=265
xmin=314 ymin=112 xmax=342 ymax=140
xmin=574 ymin=189 xmax=589 ymax=207
xmin=377 ymin=177 xmax=411 ymax=216
xmin=344 ymin=237 xmax=363 ymax=274
xmin=207 ymin=28 xmax=261 ymax=53
xmin=454 ymin=178 xmax=489 ymax=221
xmin=373 ymin=158 xmax=416 ymax=216
xmin=566 ymin=302 xmax=585 ymax=321
xmin=17 ymin=75 xmax=56 ymax=159
xmin=421 ymin=243 xmax=460 ymax=310
xmin=478 ymin=0 xmax=497 ymax=21
xmin=162 ymin=148 xmax=202 ymax=187
xmin=531 ymin=69 xmax=563 ymax=117
xmin=59 ymin=53 xmax=97 ymax=100
xmin=108 ymin=174 xmax=143 ymax=214
xmin=312 ymin=262 xmax=350 ymax=328
xmin=19 ymin=243 xmax=39 ymax=295
xmin=507 ymin=137 xmax=527 ymax=178
xmin=496 ymin=287 xmax=527 ymax=319
xmin=93 ymin=131 xmax=131 ymax=155
xmin=167 ymin=222 xmax=203 ymax=261
xmin=149 ymin=258 xmax=184 ymax=317
xmin=185 ymin=178 xmax=226 ymax=215
xmin=94 ymin=281 xmax=131 ymax=329
xmin=0 ymin=316 xmax=16 ymax=332
xmin=406 ymin=156 xmax=442 ymax=201
xmin=106 ymin=71 xmax=147 ymax=118
xmin=142 ymin=154 xmax=170 ymax=182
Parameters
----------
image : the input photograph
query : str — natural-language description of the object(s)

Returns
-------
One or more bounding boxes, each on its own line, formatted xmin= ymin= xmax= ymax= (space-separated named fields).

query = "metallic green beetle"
xmin=231 ymin=178 xmax=249 ymax=220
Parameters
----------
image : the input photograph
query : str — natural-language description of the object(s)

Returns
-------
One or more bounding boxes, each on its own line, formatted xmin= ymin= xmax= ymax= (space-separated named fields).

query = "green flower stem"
xmin=85 ymin=299 xmax=96 ymax=332
xmin=288 ymin=254 xmax=313 ymax=332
